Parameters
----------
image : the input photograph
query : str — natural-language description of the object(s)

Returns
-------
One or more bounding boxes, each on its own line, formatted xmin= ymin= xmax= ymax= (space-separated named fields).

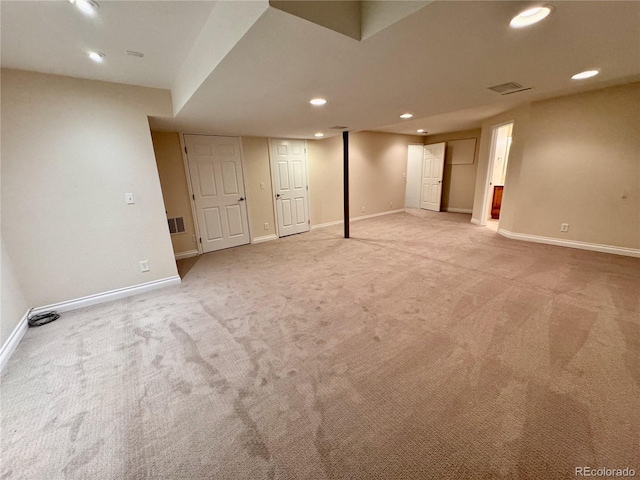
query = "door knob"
xmin=276 ymin=193 xmax=282 ymax=198
xmin=239 ymin=197 xmax=245 ymax=201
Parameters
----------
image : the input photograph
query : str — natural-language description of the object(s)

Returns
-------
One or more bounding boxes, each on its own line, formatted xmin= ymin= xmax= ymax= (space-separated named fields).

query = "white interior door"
xmin=420 ymin=142 xmax=446 ymax=212
xmin=405 ymin=144 xmax=424 ymax=209
xmin=184 ymin=135 xmax=250 ymax=253
xmin=269 ymin=139 xmax=310 ymax=237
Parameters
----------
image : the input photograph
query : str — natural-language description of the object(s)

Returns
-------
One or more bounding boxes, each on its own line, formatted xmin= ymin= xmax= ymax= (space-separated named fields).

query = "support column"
xmin=343 ymin=131 xmax=350 ymax=239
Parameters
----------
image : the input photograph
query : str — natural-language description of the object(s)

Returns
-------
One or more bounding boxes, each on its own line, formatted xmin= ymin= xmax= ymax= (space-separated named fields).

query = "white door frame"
xmin=479 ymin=120 xmax=514 ymax=227
xmin=180 ymin=133 xmax=251 ymax=253
xmin=180 ymin=133 xmax=203 ymax=255
xmin=268 ymin=138 xmax=310 ymax=238
xmin=237 ymin=137 xmax=255 ymax=244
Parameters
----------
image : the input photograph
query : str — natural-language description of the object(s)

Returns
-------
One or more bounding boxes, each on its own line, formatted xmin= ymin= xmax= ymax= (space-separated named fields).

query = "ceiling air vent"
xmin=487 ymin=82 xmax=531 ymax=95
xmin=330 ymin=126 xmax=348 ymax=130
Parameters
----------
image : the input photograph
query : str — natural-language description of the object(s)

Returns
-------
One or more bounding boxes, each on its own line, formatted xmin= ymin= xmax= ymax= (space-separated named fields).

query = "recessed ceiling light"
xmin=510 ymin=6 xmax=551 ymax=28
xmin=88 ymin=51 xmax=105 ymax=63
xmin=571 ymin=69 xmax=600 ymax=80
xmin=69 ymin=0 xmax=100 ymax=15
xmin=400 ymin=113 xmax=413 ymax=119
xmin=417 ymin=129 xmax=425 ymax=133
xmin=314 ymin=133 xmax=324 ymax=138
xmin=310 ymin=98 xmax=327 ymax=106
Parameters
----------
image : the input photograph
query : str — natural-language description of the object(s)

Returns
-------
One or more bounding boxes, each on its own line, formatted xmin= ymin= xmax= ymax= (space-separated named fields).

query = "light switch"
xmin=260 ymin=182 xmax=265 ymax=190
xmin=126 ymin=193 xmax=135 ymax=204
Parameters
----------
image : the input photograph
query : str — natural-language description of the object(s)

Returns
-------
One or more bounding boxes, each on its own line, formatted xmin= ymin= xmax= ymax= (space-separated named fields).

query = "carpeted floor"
xmin=1 ymin=211 xmax=638 ymax=479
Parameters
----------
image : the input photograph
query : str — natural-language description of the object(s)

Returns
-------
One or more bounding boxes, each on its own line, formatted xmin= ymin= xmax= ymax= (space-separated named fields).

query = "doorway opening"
xmin=404 ymin=143 xmax=446 ymax=212
xmin=482 ymin=122 xmax=513 ymax=230
xmin=404 ymin=144 xmax=424 ymax=209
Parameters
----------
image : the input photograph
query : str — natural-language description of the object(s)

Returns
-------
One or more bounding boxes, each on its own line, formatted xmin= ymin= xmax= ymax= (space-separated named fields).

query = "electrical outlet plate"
xmin=264 ymin=222 xmax=269 ymax=230
xmin=560 ymin=223 xmax=569 ymax=232
xmin=140 ymin=260 xmax=150 ymax=272
xmin=361 ymin=206 xmax=365 ymax=213
xmin=125 ymin=193 xmax=135 ymax=204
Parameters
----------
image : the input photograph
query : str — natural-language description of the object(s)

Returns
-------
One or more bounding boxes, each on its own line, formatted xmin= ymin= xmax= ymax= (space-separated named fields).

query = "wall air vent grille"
xmin=487 ymin=82 xmax=531 ymax=95
xmin=168 ymin=217 xmax=186 ymax=235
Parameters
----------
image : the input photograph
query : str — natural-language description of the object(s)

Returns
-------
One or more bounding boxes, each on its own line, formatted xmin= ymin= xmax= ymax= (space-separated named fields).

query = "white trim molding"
xmin=498 ymin=229 xmax=640 ymax=258
xmin=179 ymin=133 xmax=203 ymax=256
xmin=31 ymin=276 xmax=182 ymax=316
xmin=446 ymin=208 xmax=473 ymax=214
xmin=0 ymin=276 xmax=182 ymax=373
xmin=0 ymin=311 xmax=29 ymax=372
xmin=353 ymin=209 xmax=405 ymax=221
xmin=175 ymin=250 xmax=199 ymax=260
xmin=470 ymin=218 xmax=481 ymax=225
xmin=311 ymin=220 xmax=343 ymax=230
xmin=311 ymin=209 xmax=405 ymax=230
xmin=252 ymin=234 xmax=278 ymax=244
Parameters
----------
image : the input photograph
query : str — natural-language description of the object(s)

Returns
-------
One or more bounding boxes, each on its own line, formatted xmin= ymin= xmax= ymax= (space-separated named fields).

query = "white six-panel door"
xmin=420 ymin=142 xmax=446 ymax=212
xmin=269 ymin=139 xmax=310 ymax=237
xmin=184 ymin=135 xmax=250 ymax=253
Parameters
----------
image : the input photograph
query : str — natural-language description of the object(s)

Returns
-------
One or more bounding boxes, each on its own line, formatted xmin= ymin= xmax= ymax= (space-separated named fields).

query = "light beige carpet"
xmin=1 ymin=211 xmax=638 ymax=479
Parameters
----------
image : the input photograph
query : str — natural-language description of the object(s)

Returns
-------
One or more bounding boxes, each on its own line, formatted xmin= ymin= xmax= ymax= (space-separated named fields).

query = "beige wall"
xmin=1 ymin=69 xmax=178 ymax=308
xmin=473 ymin=82 xmax=639 ymax=250
xmin=242 ymin=136 xmax=276 ymax=239
xmin=150 ymin=133 xmax=277 ymax=243
xmin=424 ymin=129 xmax=481 ymax=212
xmin=154 ymin=130 xmax=420 ymax=234
xmin=350 ymin=131 xmax=422 ymax=217
xmin=307 ymin=135 xmax=344 ymax=226
xmin=308 ymin=131 xmax=422 ymax=225
xmin=1 ymin=236 xmax=29 ymax=346
xmin=151 ymin=132 xmax=197 ymax=254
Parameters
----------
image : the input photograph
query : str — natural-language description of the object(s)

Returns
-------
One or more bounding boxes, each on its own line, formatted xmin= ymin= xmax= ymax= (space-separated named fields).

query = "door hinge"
xmin=306 ymin=185 xmax=309 ymax=191
xmin=192 ymin=194 xmax=195 ymax=201
xmin=308 ymin=219 xmax=311 ymax=225
xmin=199 ymin=237 xmax=202 ymax=244
xmin=184 ymin=146 xmax=188 ymax=154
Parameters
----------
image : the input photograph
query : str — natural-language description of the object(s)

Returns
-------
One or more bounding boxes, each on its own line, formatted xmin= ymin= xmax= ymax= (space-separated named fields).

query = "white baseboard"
xmin=0 ymin=310 xmax=29 ymax=373
xmin=31 ymin=276 xmax=182 ymax=316
xmin=1 ymin=276 xmax=182 ymax=373
xmin=311 ymin=220 xmax=343 ymax=230
xmin=353 ymin=209 xmax=405 ymax=221
xmin=175 ymin=250 xmax=199 ymax=260
xmin=498 ymin=229 xmax=640 ymax=258
xmin=311 ymin=209 xmax=404 ymax=230
xmin=470 ymin=218 xmax=481 ymax=225
xmin=252 ymin=234 xmax=278 ymax=244
xmin=446 ymin=208 xmax=473 ymax=214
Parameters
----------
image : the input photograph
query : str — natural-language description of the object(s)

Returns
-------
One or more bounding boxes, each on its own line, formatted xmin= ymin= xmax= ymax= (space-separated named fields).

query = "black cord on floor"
xmin=27 ymin=308 xmax=60 ymax=327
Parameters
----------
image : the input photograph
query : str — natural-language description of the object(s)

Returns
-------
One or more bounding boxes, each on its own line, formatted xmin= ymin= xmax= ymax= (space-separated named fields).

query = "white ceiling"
xmin=1 ymin=0 xmax=215 ymax=89
xmin=2 ymin=1 xmax=639 ymax=138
